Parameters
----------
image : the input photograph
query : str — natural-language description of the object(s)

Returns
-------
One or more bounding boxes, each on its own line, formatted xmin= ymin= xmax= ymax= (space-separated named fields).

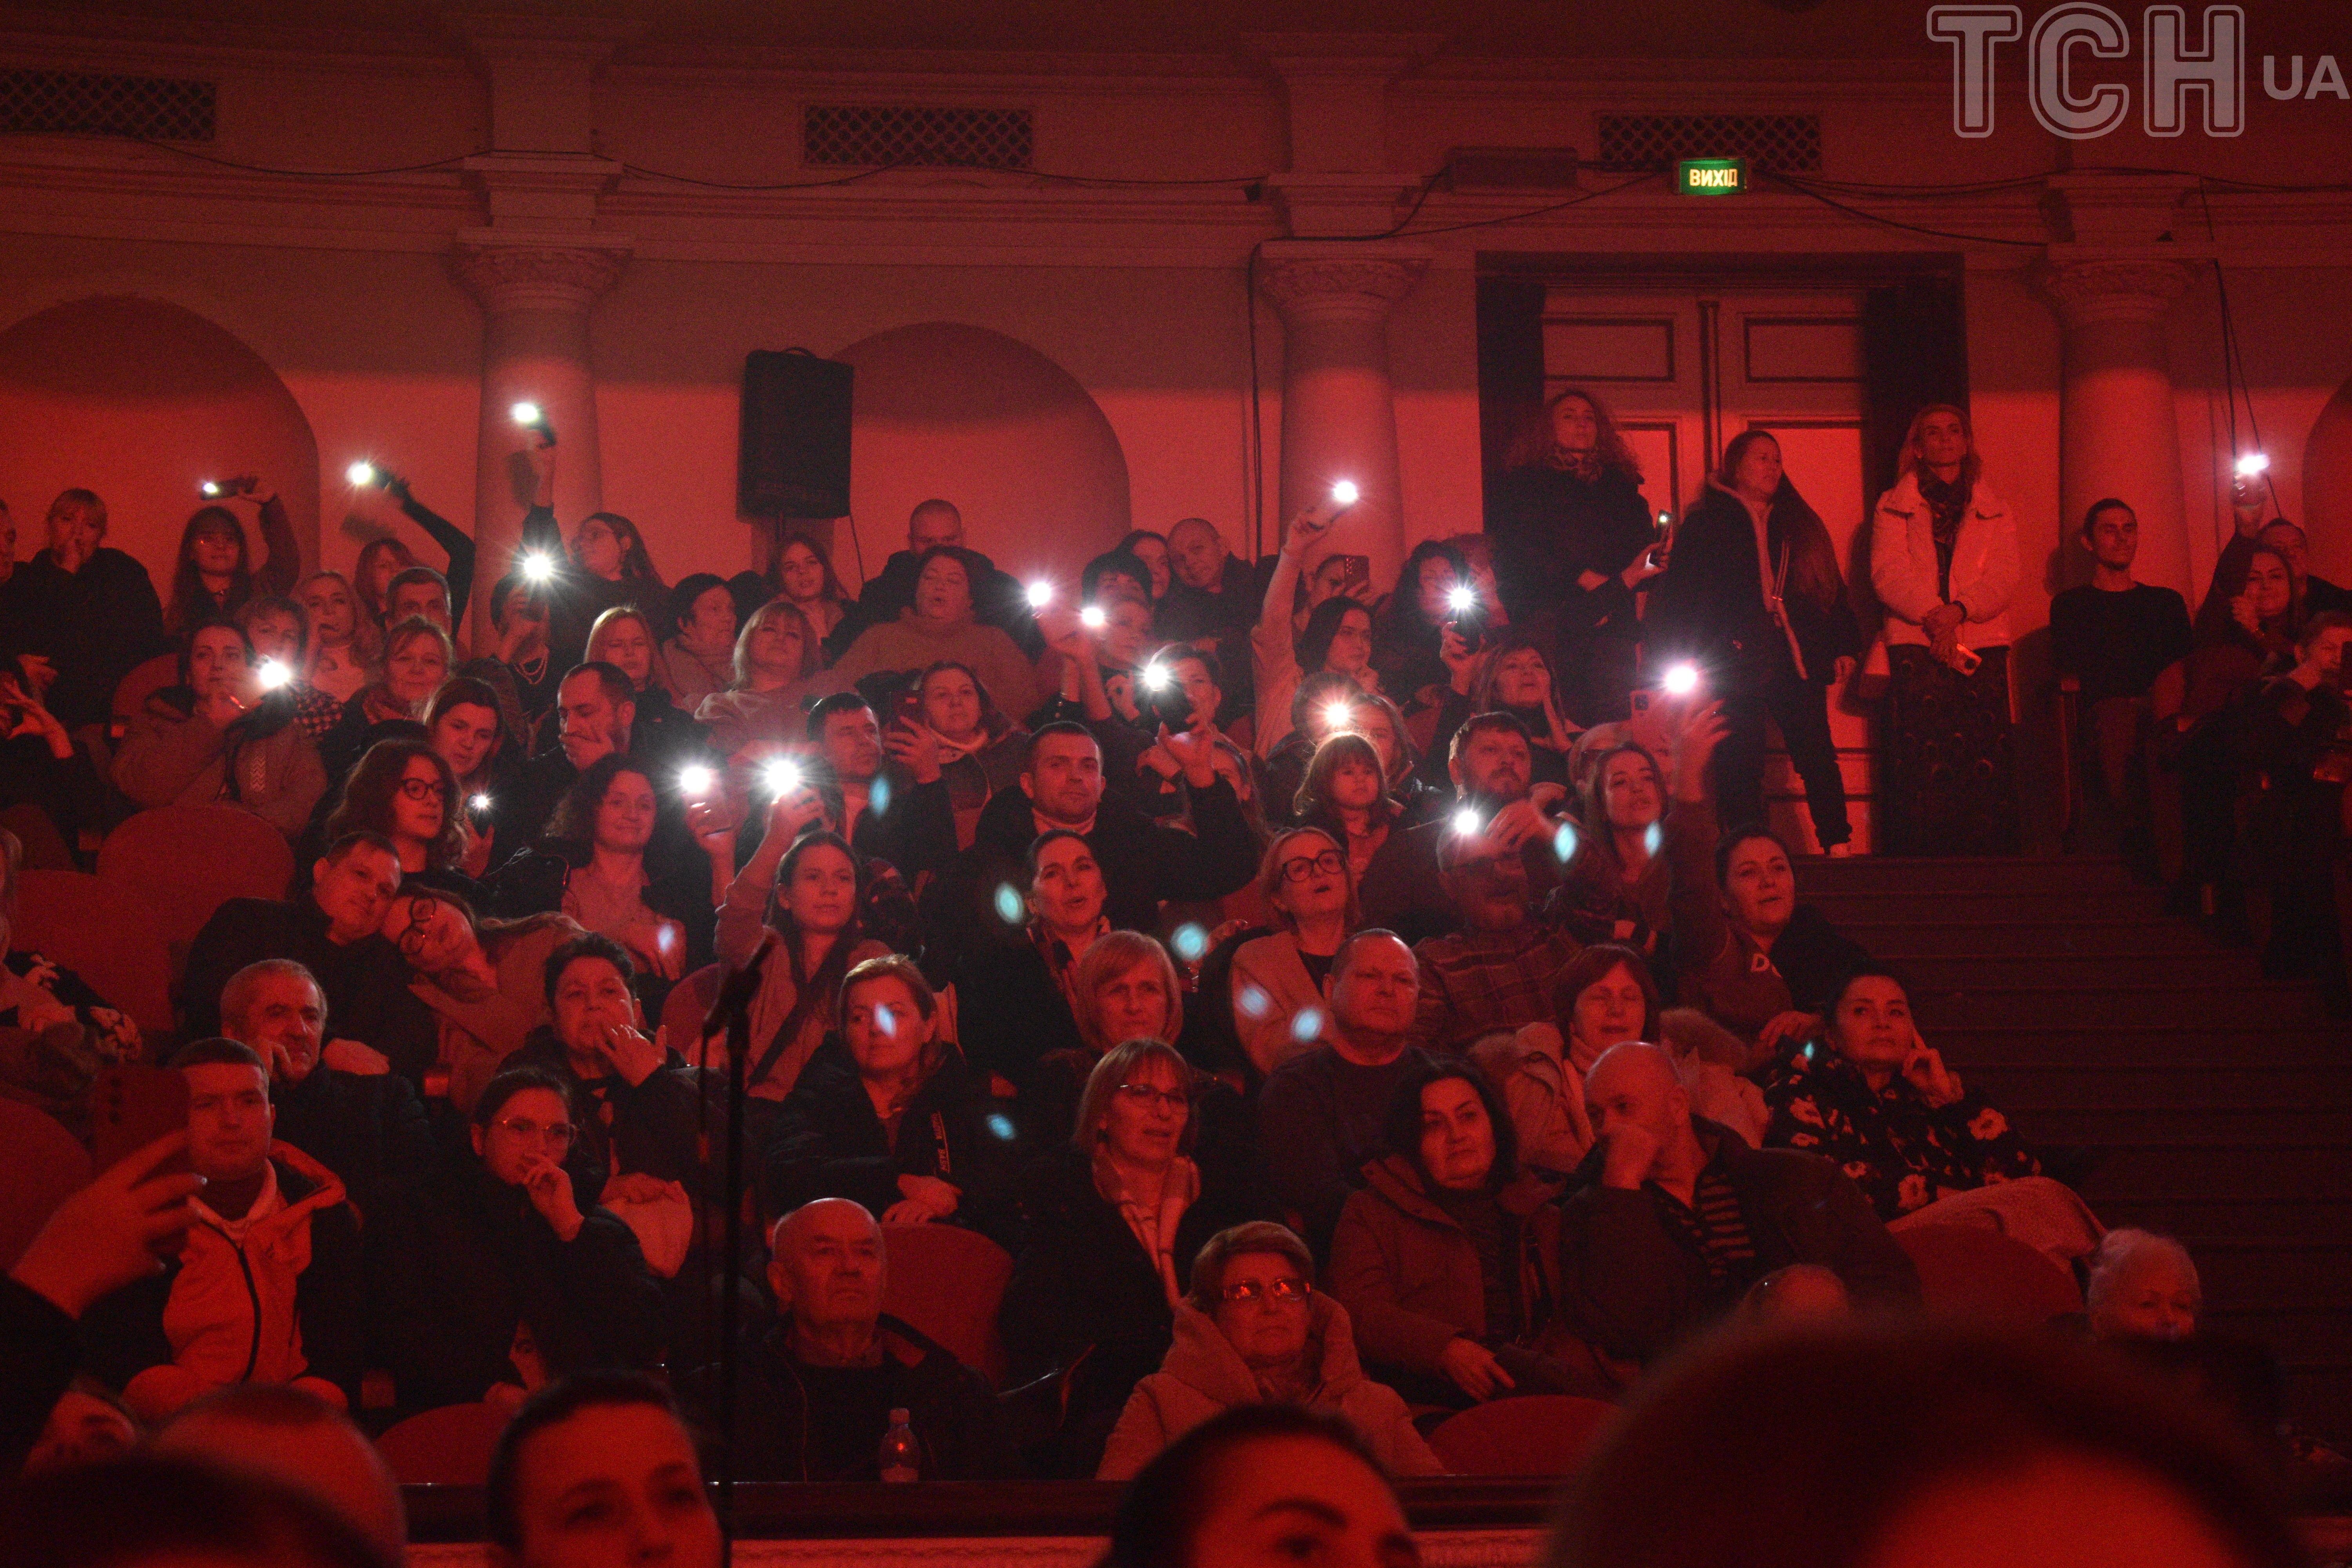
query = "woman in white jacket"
xmin=1870 ymin=405 xmax=2022 ymax=854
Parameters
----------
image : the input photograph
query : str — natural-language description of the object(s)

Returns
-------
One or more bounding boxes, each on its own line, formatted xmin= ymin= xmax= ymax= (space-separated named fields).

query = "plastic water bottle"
xmin=878 ymin=1408 xmax=919 ymax=1483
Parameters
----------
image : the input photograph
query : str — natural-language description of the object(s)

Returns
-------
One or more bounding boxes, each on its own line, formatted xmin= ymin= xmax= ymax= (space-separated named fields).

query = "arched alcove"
xmin=833 ymin=322 xmax=1130 ymax=587
xmin=2303 ymin=375 xmax=2352 ymax=590
xmin=0 ymin=296 xmax=319 ymax=588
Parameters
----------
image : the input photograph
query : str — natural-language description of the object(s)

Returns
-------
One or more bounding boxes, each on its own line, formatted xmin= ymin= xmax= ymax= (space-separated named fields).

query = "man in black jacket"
xmin=1559 ymin=1043 xmax=1917 ymax=1365
xmin=1361 ymin=711 xmax=1570 ymax=947
xmin=694 ymin=1198 xmax=1013 ymax=1481
xmin=501 ymin=661 xmax=637 ymax=851
xmin=511 ymin=934 xmax=706 ymax=1192
xmin=825 ymin=499 xmax=1043 ymax=659
xmin=180 ymin=833 xmax=438 ymax=1087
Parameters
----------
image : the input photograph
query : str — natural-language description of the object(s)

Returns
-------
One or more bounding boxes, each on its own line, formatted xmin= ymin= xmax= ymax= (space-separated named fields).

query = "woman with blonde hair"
xmin=696 ymin=598 xmax=825 ymax=760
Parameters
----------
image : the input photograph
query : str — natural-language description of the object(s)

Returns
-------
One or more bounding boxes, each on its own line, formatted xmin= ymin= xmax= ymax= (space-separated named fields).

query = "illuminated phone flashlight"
xmin=763 ymin=759 xmax=803 ymax=798
xmin=1330 ymin=479 xmax=1359 ymax=506
xmin=1142 ymin=662 xmax=1172 ymax=692
xmin=1451 ymin=806 xmax=1484 ymax=838
xmin=1080 ymin=605 xmax=1107 ymax=630
xmin=255 ymin=659 xmax=292 ymax=690
xmin=678 ymin=765 xmax=715 ymax=798
xmin=2234 ymin=452 xmax=2270 ymax=478
xmin=1661 ymin=662 xmax=1701 ymax=697
xmin=200 ymin=479 xmax=224 ymax=499
xmin=1656 ymin=509 xmax=1672 ymax=530
xmin=1446 ymin=584 xmax=1477 ymax=615
xmin=1025 ymin=581 xmax=1054 ymax=610
xmin=346 ymin=460 xmax=378 ymax=487
xmin=1321 ymin=701 xmax=1357 ymax=732
xmin=520 ymin=551 xmax=556 ymax=584
xmin=511 ymin=400 xmax=544 ymax=427
xmin=469 ymin=793 xmax=492 ymax=814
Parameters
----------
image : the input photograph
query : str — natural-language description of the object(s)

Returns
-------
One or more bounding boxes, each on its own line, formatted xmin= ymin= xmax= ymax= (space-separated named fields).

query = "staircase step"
xmin=1801 ymin=855 xmax=2145 ymax=896
xmin=2002 ymin=1107 xmax=2352 ymax=1146
xmin=1908 ymin=983 xmax=2334 ymax=1029
xmin=1918 ymin=1026 xmax=2349 ymax=1067
xmin=1895 ymin=951 xmax=2269 ymax=989
xmin=2097 ymin=1199 xmax=2352 ymax=1242
xmin=1810 ymin=890 xmax=2167 ymax=922
xmin=1837 ymin=919 xmax=2218 ymax=957
xmin=1967 ymin=1065 xmax=2352 ymax=1104
xmin=2076 ymin=1143 xmax=2352 ymax=1196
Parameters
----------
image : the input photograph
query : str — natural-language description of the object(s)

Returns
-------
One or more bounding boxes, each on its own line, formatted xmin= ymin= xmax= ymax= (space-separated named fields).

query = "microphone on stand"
xmin=702 ymin=929 xmax=776 ymax=1546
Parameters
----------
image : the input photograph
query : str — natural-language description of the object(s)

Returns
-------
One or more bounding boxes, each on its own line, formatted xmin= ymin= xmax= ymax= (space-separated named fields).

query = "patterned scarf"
xmin=1916 ymin=470 xmax=1973 ymax=598
xmin=1547 ymin=448 xmax=1606 ymax=482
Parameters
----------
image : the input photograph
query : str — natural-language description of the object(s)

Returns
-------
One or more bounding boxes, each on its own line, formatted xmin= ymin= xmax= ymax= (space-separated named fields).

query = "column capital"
xmin=2034 ymin=252 xmax=2195 ymax=330
xmin=1257 ymin=244 xmax=1428 ymax=327
xmin=449 ymin=236 xmax=630 ymax=315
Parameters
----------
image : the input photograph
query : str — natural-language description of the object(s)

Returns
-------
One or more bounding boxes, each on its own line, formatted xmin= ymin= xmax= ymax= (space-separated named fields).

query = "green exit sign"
xmin=1677 ymin=157 xmax=1748 ymax=195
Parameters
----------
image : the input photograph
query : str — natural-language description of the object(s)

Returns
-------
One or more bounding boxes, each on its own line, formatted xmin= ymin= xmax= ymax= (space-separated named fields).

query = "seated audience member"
xmin=484 ymin=753 xmax=723 ymax=1002
xmin=1764 ymin=968 xmax=2099 ymax=1269
xmin=0 ymin=487 xmax=166 ymax=731
xmin=1001 ymin=1039 xmax=1263 ymax=1478
xmin=1 ymin=652 xmax=103 ymax=862
xmin=586 ymin=605 xmax=710 ymax=778
xmin=1467 ymin=1026 xmax=1594 ymax=1184
xmin=181 ymin=832 xmax=437 ymax=1084
xmin=1357 ymin=691 xmax=1439 ymax=815
xmin=2201 ymin=490 xmax=2352 ymax=626
xmin=1558 ymin=1042 xmax=1917 ymax=1365
xmin=751 ymin=529 xmax=853 ymax=645
xmin=1257 ymin=931 xmax=1434 ymax=1248
xmin=2170 ymin=543 xmax=2299 ymax=935
xmin=317 ymin=737 xmax=476 ymax=899
xmin=381 ymin=563 xmax=455 ymax=637
xmin=696 ymin=598 xmax=825 ymax=760
xmin=951 ymin=829 xmax=1101 ymax=1091
xmin=161 ymin=485 xmax=299 ymax=642
xmin=716 ymin=826 xmax=892 ymax=1103
xmin=1330 ymin=1063 xmax=1600 ymax=1408
xmin=1083 ymin=546 xmax=1153 ymax=611
xmin=504 ymin=662 xmax=639 ymax=851
xmin=485 ymin=1373 xmax=723 ymax=1568
xmin=829 ymin=545 xmax=1049 ymax=721
xmin=1098 ymin=1220 xmax=1441 ymax=1481
xmin=915 ymin=658 xmax=1032 ymax=849
xmin=216 ymin=959 xmax=433 ymax=1292
xmin=425 ymin=677 xmax=515 ymax=876
xmin=1549 ymin=741 xmax=1671 ymax=958
xmin=0 ymin=830 xmax=142 ymax=1134
xmin=1120 ymin=528 xmax=1174 ymax=608
xmin=762 ymin=956 xmax=1011 ymax=1235
xmin=1361 ymin=711 xmax=1569 ymax=946
xmin=1662 ymin=704 xmax=1869 ymax=1059
xmin=961 ymin=720 xmax=1259 ymax=938
xmin=1251 ymin=500 xmax=1382 ymax=758
xmin=22 ymin=1378 xmax=139 ymax=1477
xmin=154 ymin=1384 xmax=406 ymax=1563
xmin=1125 ymin=646 xmax=1260 ymax=822
xmin=1410 ymin=829 xmax=1584 ymax=1055
xmin=112 ymin=619 xmax=327 ymax=838
xmin=470 ymin=571 xmax=561 ymax=728
xmin=82 ymin=1040 xmax=362 ymax=1421
xmin=0 ymin=1454 xmax=396 ymax=1568
xmin=1099 ymin=1405 xmax=1421 ymax=1568
xmin=1230 ymin=828 xmax=1361 ymax=1076
xmin=390 ymin=1067 xmax=662 ymax=1408
xmin=1553 ymin=941 xmax=1662 ymax=1076
xmin=1156 ymin=515 xmax=1261 ymax=647
xmin=1540 ymin=1322 xmax=2308 ymax=1568
xmin=2086 ymin=1228 xmax=2201 ymax=1344
xmin=240 ymin=595 xmax=346 ymax=741
xmin=295 ymin=572 xmax=370 ymax=706
xmin=1655 ymin=1005 xmax=1772 ymax=1150
xmin=1369 ymin=539 xmax=1471 ymax=704
xmin=1016 ymin=930 xmax=1207 ymax=1157
xmin=384 ymin=889 xmax=579 ymax=1112
xmin=2049 ymin=499 xmax=2195 ymax=861
xmin=1422 ymin=629 xmax=1577 ymax=793
xmin=317 ymin=617 xmax=453 ymax=782
xmin=1293 ymin=730 xmax=1412 ymax=882
xmin=657 ymin=573 xmax=739 ymax=711
xmin=2242 ymin=611 xmax=2352 ymax=992
xmin=826 ymin=499 xmax=1040 ymax=661
xmin=793 ymin=691 xmax=960 ymax=879
xmin=1260 ymin=671 xmax=1370 ymax=826
xmin=697 ymin=1198 xmax=1013 ymax=1481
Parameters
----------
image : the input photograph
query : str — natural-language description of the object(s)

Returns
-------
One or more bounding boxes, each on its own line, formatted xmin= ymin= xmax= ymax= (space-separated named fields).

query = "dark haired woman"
xmin=1119 ymin=529 xmax=1175 ymax=607
xmin=760 ymin=529 xmax=853 ymax=647
xmin=1646 ymin=428 xmax=1863 ymax=854
xmin=321 ymin=737 xmax=476 ymax=898
xmin=655 ymin=573 xmax=739 ymax=712
xmin=1250 ymin=500 xmax=1382 ymax=757
xmin=163 ymin=479 xmax=300 ymax=642
xmin=826 ymin=546 xmax=1047 ymax=723
xmin=1328 ymin=1062 xmax=1599 ymax=1408
xmin=1421 ymin=628 xmax=1576 ymax=792
xmin=1486 ymin=387 xmax=1668 ymax=724
xmin=1368 ymin=539 xmax=1474 ymax=707
xmin=111 ymin=619 xmax=325 ymax=839
xmin=518 ymin=438 xmax=664 ymax=672
xmin=1871 ymin=404 xmax=2022 ymax=855
xmin=914 ymin=658 xmax=1030 ymax=850
xmin=715 ymin=822 xmax=891 ymax=1103
xmin=1548 ymin=740 xmax=1670 ymax=960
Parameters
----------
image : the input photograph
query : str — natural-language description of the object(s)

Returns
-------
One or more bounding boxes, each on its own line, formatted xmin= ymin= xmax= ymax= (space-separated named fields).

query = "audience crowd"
xmin=0 ymin=390 xmax=2343 ymax=1565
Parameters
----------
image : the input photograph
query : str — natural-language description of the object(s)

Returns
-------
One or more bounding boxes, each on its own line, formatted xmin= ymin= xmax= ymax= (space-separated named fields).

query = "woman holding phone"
xmin=1250 ymin=497 xmax=1382 ymax=756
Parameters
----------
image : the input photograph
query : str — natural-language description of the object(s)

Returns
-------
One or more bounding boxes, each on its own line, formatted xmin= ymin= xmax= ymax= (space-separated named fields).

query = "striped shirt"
xmin=1650 ymin=1163 xmax=1760 ymax=1290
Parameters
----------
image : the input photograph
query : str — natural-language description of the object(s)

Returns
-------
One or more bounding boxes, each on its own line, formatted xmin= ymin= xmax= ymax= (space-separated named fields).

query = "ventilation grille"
xmin=0 ymin=69 xmax=216 ymax=141
xmin=802 ymin=105 xmax=1033 ymax=171
xmin=1597 ymin=114 xmax=1819 ymax=173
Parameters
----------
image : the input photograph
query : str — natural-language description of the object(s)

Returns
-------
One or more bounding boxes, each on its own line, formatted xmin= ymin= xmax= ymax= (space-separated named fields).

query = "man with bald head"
xmin=1558 ymin=1042 xmax=1916 ymax=1363
xmin=154 ymin=1383 xmax=406 ymax=1562
xmin=690 ymin=1198 xmax=1012 ymax=1481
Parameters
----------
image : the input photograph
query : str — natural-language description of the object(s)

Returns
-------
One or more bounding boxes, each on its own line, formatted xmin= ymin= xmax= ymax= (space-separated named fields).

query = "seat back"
xmin=0 ymin=1099 xmax=93 ymax=1271
xmin=12 ymin=870 xmax=175 ymax=1039
xmin=111 ymin=654 xmax=181 ymax=726
xmin=658 ymin=964 xmax=724 ymax=1067
xmin=1894 ymin=1223 xmax=2084 ymax=1326
xmin=96 ymin=804 xmax=298 ymax=969
xmin=880 ymin=1222 xmax=1013 ymax=1387
xmin=1427 ymin=1394 xmax=1619 ymax=1477
xmin=374 ymin=1402 xmax=512 ymax=1486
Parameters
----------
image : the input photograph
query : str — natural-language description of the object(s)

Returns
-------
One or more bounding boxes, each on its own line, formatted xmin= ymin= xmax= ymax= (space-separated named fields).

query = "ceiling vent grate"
xmin=0 ymin=69 xmax=215 ymax=141
xmin=1597 ymin=113 xmax=1819 ymax=173
xmin=802 ymin=105 xmax=1033 ymax=171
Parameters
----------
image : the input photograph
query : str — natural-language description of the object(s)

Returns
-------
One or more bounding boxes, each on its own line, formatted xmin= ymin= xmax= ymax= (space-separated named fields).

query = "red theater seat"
xmin=881 ymin=1221 xmax=1013 ymax=1387
xmin=1427 ymin=1394 xmax=1619 ymax=1477
xmin=13 ymin=869 xmax=174 ymax=1039
xmin=1894 ymin=1223 xmax=2083 ymax=1326
xmin=110 ymin=654 xmax=180 ymax=728
xmin=0 ymin=1099 xmax=92 ymax=1272
xmin=659 ymin=964 xmax=723 ymax=1067
xmin=374 ymin=1402 xmax=512 ymax=1486
xmin=96 ymin=804 xmax=296 ymax=971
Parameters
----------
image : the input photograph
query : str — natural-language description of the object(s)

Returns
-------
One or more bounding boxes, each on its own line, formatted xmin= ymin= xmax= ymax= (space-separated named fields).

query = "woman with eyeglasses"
xmin=1097 ymin=1219 xmax=1441 ymax=1480
xmin=1001 ymin=1039 xmax=1267 ymax=1478
xmin=390 ymin=1065 xmax=663 ymax=1409
xmin=381 ymin=887 xmax=583 ymax=1113
xmin=318 ymin=737 xmax=477 ymax=898
xmin=1229 ymin=829 xmax=1360 ymax=1077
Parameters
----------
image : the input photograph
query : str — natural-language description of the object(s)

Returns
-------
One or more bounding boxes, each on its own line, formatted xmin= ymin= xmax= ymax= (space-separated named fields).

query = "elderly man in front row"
xmin=1559 ymin=1042 xmax=1918 ymax=1366
xmin=692 ymin=1198 xmax=1013 ymax=1482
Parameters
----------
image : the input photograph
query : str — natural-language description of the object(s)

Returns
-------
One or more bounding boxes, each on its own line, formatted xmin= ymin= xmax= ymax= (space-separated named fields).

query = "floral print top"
xmin=1761 ymin=1047 xmax=2041 ymax=1222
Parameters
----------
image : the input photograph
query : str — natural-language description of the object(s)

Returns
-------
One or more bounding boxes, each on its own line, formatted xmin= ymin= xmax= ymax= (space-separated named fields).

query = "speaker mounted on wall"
xmin=739 ymin=348 xmax=853 ymax=518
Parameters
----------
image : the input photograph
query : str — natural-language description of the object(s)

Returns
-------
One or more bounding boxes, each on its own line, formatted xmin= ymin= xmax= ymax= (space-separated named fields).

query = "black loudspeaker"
xmin=739 ymin=348 xmax=853 ymax=518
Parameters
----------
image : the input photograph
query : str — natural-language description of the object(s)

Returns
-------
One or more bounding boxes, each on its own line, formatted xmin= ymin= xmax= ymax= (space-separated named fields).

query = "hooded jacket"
xmin=1645 ymin=480 xmax=1862 ymax=688
xmin=1096 ymin=1291 xmax=1444 ymax=1480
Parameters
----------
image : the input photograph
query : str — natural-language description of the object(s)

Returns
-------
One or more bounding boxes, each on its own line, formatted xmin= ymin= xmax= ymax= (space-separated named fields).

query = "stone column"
xmin=449 ymin=236 xmax=628 ymax=633
xmin=2037 ymin=254 xmax=2196 ymax=597
xmin=1258 ymin=243 xmax=1427 ymax=586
